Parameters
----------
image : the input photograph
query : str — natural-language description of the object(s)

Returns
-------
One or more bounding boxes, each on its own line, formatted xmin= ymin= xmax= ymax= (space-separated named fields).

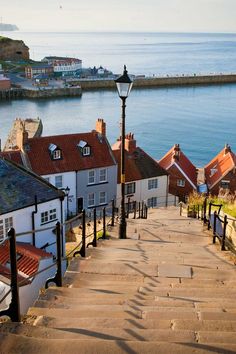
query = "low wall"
xmin=77 ymin=74 xmax=236 ymax=91
xmin=23 ymin=87 xmax=82 ymax=99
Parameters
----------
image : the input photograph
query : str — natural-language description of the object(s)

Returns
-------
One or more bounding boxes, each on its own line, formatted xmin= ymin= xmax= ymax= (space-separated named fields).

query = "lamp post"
xmin=115 ymin=65 xmax=133 ymax=239
xmin=61 ymin=186 xmax=70 ymax=219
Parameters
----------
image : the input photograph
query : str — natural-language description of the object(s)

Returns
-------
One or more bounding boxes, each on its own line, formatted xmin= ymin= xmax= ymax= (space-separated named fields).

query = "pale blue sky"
xmin=1 ymin=0 xmax=236 ymax=32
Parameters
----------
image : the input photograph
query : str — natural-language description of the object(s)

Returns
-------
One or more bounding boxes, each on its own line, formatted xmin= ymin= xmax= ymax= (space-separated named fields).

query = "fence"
xmin=181 ymin=198 xmax=236 ymax=254
xmin=0 ymin=199 xmax=148 ymax=322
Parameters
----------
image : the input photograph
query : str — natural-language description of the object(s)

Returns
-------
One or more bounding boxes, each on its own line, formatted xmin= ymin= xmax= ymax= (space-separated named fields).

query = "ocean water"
xmin=0 ymin=31 xmax=236 ymax=166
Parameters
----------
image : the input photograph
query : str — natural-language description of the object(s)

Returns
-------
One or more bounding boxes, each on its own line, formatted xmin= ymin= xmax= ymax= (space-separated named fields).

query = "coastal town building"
xmin=204 ymin=144 xmax=236 ymax=195
xmin=112 ymin=133 xmax=173 ymax=208
xmin=0 ymin=157 xmax=65 ymax=256
xmin=42 ymin=56 xmax=82 ymax=77
xmin=25 ymin=64 xmax=54 ymax=79
xmin=159 ymin=144 xmax=197 ymax=202
xmin=0 ymin=73 xmax=11 ymax=90
xmin=0 ymin=242 xmax=55 ymax=314
xmin=4 ymin=119 xmax=117 ymax=215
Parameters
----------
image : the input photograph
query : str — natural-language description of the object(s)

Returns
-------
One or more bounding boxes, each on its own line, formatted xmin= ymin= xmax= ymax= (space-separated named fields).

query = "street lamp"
xmin=61 ymin=186 xmax=70 ymax=219
xmin=115 ymin=65 xmax=133 ymax=239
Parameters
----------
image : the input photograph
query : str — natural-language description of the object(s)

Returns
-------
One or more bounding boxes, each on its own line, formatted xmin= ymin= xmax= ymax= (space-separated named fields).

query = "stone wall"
xmin=77 ymin=74 xmax=236 ymax=90
xmin=23 ymin=87 xmax=82 ymax=98
xmin=0 ymin=37 xmax=29 ymax=61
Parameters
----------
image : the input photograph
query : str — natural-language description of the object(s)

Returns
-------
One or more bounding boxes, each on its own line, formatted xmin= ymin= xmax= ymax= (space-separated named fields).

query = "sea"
xmin=1 ymin=31 xmax=236 ymax=166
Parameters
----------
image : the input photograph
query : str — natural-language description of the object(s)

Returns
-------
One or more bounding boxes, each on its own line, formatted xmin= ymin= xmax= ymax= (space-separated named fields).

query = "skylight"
xmin=48 ymin=143 xmax=57 ymax=152
xmin=78 ymin=140 xmax=87 ymax=148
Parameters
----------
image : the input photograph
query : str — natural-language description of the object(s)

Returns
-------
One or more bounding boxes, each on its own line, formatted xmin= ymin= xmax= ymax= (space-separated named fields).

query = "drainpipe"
xmin=60 ymin=196 xmax=64 ymax=257
xmin=32 ymin=195 xmax=38 ymax=246
xmin=75 ymin=171 xmax=78 ymax=213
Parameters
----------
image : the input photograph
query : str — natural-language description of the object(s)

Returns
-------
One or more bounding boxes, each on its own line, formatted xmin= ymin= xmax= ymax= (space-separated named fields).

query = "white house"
xmin=0 ymin=243 xmax=55 ymax=314
xmin=0 ymin=157 xmax=65 ymax=256
xmin=112 ymin=133 xmax=175 ymax=208
xmin=42 ymin=56 xmax=82 ymax=77
xmin=6 ymin=119 xmax=117 ymax=217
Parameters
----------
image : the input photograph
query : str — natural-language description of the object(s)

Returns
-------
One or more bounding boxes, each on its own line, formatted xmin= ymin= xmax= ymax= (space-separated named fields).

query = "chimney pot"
xmin=95 ymin=118 xmax=106 ymax=136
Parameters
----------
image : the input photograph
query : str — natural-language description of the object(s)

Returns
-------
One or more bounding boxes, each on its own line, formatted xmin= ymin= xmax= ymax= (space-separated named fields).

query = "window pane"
xmin=88 ymin=193 xmax=95 ymax=207
xmin=5 ymin=217 xmax=13 ymax=235
xmin=41 ymin=211 xmax=48 ymax=224
xmin=0 ymin=220 xmax=4 ymax=240
xmin=148 ymin=179 xmax=158 ymax=190
xmin=49 ymin=209 xmax=57 ymax=220
xmin=125 ymin=182 xmax=135 ymax=195
xmin=88 ymin=170 xmax=95 ymax=184
xmin=99 ymin=169 xmax=107 ymax=182
xmin=55 ymin=175 xmax=63 ymax=188
xmin=99 ymin=191 xmax=107 ymax=204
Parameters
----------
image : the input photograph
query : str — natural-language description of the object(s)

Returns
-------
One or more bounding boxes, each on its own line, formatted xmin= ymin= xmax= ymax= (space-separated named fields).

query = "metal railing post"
xmin=111 ymin=199 xmax=115 ymax=227
xmin=127 ymin=197 xmax=130 ymax=219
xmin=203 ymin=197 xmax=207 ymax=224
xmin=208 ymin=202 xmax=212 ymax=230
xmin=87 ymin=208 xmax=97 ymax=248
xmin=180 ymin=202 xmax=182 ymax=216
xmin=213 ymin=211 xmax=217 ymax=244
xmin=73 ymin=210 xmax=86 ymax=257
xmin=133 ymin=201 xmax=136 ymax=219
xmin=197 ymin=205 xmax=200 ymax=219
xmin=0 ymin=228 xmax=21 ymax=322
xmin=221 ymin=215 xmax=227 ymax=251
xmin=102 ymin=207 xmax=106 ymax=239
xmin=45 ymin=222 xmax=62 ymax=288
xmin=138 ymin=202 xmax=141 ymax=219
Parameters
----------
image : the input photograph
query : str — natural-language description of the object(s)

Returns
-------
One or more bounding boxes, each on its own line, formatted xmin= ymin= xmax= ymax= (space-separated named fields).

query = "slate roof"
xmin=159 ymin=144 xmax=197 ymax=188
xmin=0 ymin=150 xmax=23 ymax=165
xmin=0 ymin=157 xmax=64 ymax=215
xmin=24 ymin=132 xmax=116 ymax=175
xmin=112 ymin=146 xmax=168 ymax=183
xmin=204 ymin=146 xmax=236 ymax=188
xmin=0 ymin=241 xmax=52 ymax=283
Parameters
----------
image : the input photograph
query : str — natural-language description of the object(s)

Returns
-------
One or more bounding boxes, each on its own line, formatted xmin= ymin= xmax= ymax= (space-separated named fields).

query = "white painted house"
xmin=112 ymin=133 xmax=175 ymax=208
xmin=42 ymin=56 xmax=82 ymax=77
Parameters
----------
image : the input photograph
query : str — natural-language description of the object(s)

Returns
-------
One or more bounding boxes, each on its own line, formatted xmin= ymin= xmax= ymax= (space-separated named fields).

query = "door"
xmin=77 ymin=197 xmax=83 ymax=213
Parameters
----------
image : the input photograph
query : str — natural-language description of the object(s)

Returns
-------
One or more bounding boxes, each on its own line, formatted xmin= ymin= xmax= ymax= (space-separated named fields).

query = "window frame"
xmin=88 ymin=193 xmax=95 ymax=207
xmin=147 ymin=197 xmax=158 ymax=208
xmin=177 ymin=179 xmax=185 ymax=187
xmin=52 ymin=149 xmax=61 ymax=160
xmin=99 ymin=191 xmax=107 ymax=205
xmin=125 ymin=182 xmax=135 ymax=195
xmin=55 ymin=175 xmax=63 ymax=188
xmin=83 ymin=146 xmax=91 ymax=156
xmin=148 ymin=178 xmax=158 ymax=190
xmin=41 ymin=209 xmax=57 ymax=225
xmin=99 ymin=168 xmax=107 ymax=183
xmin=88 ymin=170 xmax=95 ymax=185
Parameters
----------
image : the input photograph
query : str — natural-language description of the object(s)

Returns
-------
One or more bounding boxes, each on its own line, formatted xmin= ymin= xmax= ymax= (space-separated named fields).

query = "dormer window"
xmin=210 ymin=168 xmax=217 ymax=177
xmin=48 ymin=143 xmax=62 ymax=160
xmin=77 ymin=140 xmax=91 ymax=156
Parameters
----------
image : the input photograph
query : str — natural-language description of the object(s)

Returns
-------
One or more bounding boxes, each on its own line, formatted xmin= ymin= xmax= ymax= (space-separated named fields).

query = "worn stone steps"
xmin=1 ymin=333 xmax=236 ymax=354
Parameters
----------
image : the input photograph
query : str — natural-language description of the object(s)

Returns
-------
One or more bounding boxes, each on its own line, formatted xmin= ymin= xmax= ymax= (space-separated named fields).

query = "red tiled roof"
xmin=0 ymin=150 xmax=23 ymax=165
xmin=0 ymin=264 xmax=30 ymax=285
xmin=0 ymin=241 xmax=52 ymax=278
xmin=25 ymin=132 xmax=116 ymax=175
xmin=112 ymin=147 xmax=168 ymax=183
xmin=159 ymin=145 xmax=197 ymax=187
xmin=205 ymin=146 xmax=236 ymax=188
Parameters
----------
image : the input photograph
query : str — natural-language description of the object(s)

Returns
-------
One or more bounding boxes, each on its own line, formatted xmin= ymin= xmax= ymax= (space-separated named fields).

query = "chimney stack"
xmin=173 ymin=144 xmax=180 ymax=160
xmin=16 ymin=121 xmax=28 ymax=151
xmin=125 ymin=133 xmax=136 ymax=153
xmin=224 ymin=143 xmax=231 ymax=155
xmin=96 ymin=118 xmax=106 ymax=136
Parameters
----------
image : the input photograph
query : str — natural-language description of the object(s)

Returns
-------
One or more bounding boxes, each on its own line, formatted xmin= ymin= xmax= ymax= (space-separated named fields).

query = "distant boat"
xmin=0 ymin=23 xmax=19 ymax=31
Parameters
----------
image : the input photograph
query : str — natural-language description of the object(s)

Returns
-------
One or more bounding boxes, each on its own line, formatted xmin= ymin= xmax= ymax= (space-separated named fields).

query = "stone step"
xmin=1 ymin=333 xmax=236 ymax=354
xmin=0 ymin=323 xmax=196 ymax=342
xmin=27 ymin=306 xmax=198 ymax=321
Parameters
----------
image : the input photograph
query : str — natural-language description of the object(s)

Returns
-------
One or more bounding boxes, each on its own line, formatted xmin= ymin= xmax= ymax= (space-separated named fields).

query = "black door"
xmin=77 ymin=197 xmax=83 ymax=213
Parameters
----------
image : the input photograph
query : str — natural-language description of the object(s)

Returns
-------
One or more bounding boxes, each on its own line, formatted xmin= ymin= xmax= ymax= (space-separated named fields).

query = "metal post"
xmin=102 ymin=207 xmax=106 ymax=239
xmin=111 ymin=199 xmax=115 ymax=227
xmin=213 ymin=211 xmax=217 ymax=244
xmin=203 ymin=197 xmax=207 ymax=224
xmin=73 ymin=210 xmax=86 ymax=258
xmin=127 ymin=197 xmax=130 ymax=219
xmin=45 ymin=222 xmax=62 ymax=288
xmin=197 ymin=205 xmax=200 ymax=219
xmin=87 ymin=208 xmax=97 ymax=248
xmin=0 ymin=228 xmax=21 ymax=322
xmin=180 ymin=202 xmax=182 ymax=216
xmin=133 ymin=201 xmax=136 ymax=219
xmin=138 ymin=202 xmax=141 ymax=219
xmin=141 ymin=201 xmax=144 ymax=219
xmin=119 ymin=96 xmax=127 ymax=239
xmin=221 ymin=215 xmax=227 ymax=251
xmin=208 ymin=203 xmax=212 ymax=230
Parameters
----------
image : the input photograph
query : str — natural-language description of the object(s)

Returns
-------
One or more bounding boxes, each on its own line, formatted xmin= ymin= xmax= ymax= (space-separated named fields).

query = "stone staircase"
xmin=1 ymin=207 xmax=236 ymax=353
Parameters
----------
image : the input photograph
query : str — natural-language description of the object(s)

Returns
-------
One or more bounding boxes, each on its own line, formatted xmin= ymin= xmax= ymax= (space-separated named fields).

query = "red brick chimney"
xmin=173 ymin=144 xmax=180 ymax=160
xmin=224 ymin=143 xmax=231 ymax=155
xmin=96 ymin=118 xmax=106 ymax=136
xmin=125 ymin=133 xmax=136 ymax=153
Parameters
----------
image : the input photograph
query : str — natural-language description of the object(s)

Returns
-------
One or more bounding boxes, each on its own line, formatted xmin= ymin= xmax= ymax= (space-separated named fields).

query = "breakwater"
xmin=0 ymin=87 xmax=82 ymax=100
xmin=77 ymin=74 xmax=236 ymax=90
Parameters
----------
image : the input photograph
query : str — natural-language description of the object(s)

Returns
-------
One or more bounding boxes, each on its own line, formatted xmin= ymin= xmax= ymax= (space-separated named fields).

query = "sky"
xmin=1 ymin=0 xmax=236 ymax=33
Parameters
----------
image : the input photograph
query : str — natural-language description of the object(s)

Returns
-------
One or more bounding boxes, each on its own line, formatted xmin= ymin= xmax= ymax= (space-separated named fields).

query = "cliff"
xmin=0 ymin=36 xmax=29 ymax=61
xmin=0 ymin=23 xmax=19 ymax=31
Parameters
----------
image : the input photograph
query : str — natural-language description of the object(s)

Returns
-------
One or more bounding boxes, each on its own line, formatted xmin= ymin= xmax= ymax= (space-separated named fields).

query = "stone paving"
xmin=1 ymin=206 xmax=236 ymax=353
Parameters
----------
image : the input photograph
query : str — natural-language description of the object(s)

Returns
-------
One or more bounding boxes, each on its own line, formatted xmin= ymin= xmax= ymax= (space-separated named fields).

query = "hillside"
xmin=0 ymin=36 xmax=29 ymax=61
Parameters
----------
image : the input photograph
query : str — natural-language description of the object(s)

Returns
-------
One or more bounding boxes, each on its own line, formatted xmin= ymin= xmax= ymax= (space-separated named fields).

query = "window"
xmin=83 ymin=146 xmax=91 ymax=156
xmin=41 ymin=209 xmax=57 ymax=224
xmin=177 ymin=179 xmax=185 ymax=187
xmin=88 ymin=193 xmax=95 ymax=207
xmin=0 ymin=217 xmax=14 ymax=240
xmin=147 ymin=197 xmax=157 ymax=208
xmin=99 ymin=168 xmax=107 ymax=183
xmin=55 ymin=175 xmax=63 ymax=188
xmin=88 ymin=170 xmax=95 ymax=184
xmin=53 ymin=150 xmax=61 ymax=160
xmin=44 ymin=177 xmax=50 ymax=183
xmin=148 ymin=178 xmax=158 ymax=190
xmin=220 ymin=180 xmax=230 ymax=189
xmin=125 ymin=182 xmax=135 ymax=195
xmin=99 ymin=191 xmax=107 ymax=205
